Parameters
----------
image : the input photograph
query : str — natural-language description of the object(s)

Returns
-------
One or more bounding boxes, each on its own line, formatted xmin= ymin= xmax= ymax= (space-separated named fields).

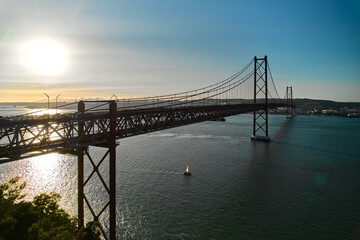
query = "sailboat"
xmin=184 ymin=165 xmax=191 ymax=176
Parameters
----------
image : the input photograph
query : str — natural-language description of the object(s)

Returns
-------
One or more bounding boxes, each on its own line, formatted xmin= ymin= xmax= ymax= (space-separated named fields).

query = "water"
xmin=1 ymin=106 xmax=360 ymax=239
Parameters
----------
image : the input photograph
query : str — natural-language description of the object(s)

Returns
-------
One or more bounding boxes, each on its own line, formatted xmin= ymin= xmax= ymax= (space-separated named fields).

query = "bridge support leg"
xmin=251 ymin=55 xmax=271 ymax=141
xmin=109 ymin=101 xmax=117 ymax=240
xmin=76 ymin=100 xmax=118 ymax=239
xmin=78 ymin=101 xmax=85 ymax=230
xmin=78 ymin=149 xmax=84 ymax=229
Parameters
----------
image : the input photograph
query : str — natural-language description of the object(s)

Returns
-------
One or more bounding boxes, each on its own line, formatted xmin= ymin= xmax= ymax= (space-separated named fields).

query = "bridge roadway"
xmin=0 ymin=103 xmax=288 ymax=162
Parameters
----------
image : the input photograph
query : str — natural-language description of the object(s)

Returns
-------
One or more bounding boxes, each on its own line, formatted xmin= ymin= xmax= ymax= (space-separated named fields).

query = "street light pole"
xmin=44 ymin=93 xmax=49 ymax=109
xmin=56 ymin=94 xmax=61 ymax=114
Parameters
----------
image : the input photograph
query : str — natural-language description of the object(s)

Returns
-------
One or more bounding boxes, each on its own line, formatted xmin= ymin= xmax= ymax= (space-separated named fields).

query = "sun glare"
xmin=30 ymin=153 xmax=60 ymax=183
xmin=22 ymin=39 xmax=68 ymax=75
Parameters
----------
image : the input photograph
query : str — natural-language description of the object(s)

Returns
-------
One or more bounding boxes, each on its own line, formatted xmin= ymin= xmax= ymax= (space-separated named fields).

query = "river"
xmin=1 ymin=105 xmax=359 ymax=239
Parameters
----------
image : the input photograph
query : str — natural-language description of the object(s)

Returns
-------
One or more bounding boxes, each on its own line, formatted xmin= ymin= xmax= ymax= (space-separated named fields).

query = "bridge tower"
xmin=286 ymin=86 xmax=294 ymax=118
xmin=77 ymin=100 xmax=117 ymax=240
xmin=251 ymin=56 xmax=271 ymax=141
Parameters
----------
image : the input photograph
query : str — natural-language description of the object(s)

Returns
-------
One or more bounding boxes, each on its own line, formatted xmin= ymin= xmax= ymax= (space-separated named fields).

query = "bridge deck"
xmin=0 ymin=103 xmax=290 ymax=162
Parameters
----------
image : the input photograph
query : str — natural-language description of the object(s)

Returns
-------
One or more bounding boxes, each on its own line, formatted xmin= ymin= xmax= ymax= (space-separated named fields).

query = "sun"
xmin=22 ymin=39 xmax=68 ymax=75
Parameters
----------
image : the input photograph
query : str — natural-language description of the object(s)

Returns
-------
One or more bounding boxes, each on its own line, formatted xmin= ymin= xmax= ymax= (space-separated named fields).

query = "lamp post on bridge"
xmin=56 ymin=94 xmax=61 ymax=114
xmin=43 ymin=93 xmax=49 ymax=109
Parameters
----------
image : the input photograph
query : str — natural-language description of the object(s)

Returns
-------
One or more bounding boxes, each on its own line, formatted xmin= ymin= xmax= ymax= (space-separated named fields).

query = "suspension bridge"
xmin=0 ymin=56 xmax=295 ymax=239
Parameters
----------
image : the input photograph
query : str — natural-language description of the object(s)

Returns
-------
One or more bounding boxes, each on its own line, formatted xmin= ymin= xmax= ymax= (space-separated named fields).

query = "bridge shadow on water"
xmin=272 ymin=117 xmax=360 ymax=160
xmin=199 ymin=118 xmax=296 ymax=239
xmin=224 ymin=116 xmax=360 ymax=240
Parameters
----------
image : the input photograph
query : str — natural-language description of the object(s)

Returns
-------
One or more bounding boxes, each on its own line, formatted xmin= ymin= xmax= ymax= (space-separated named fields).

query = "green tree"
xmin=0 ymin=177 xmax=101 ymax=240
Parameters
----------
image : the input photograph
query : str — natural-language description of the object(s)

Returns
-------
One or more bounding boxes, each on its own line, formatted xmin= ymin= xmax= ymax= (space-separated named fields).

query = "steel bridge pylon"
xmin=286 ymin=86 xmax=295 ymax=118
xmin=77 ymin=101 xmax=117 ymax=240
xmin=251 ymin=55 xmax=271 ymax=141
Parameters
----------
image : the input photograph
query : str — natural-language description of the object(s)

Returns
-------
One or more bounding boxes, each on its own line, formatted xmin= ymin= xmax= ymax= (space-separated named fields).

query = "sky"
xmin=0 ymin=0 xmax=359 ymax=102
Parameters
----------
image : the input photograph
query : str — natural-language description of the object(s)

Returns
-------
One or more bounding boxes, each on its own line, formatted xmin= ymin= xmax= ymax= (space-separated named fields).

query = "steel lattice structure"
xmin=286 ymin=86 xmax=295 ymax=118
xmin=251 ymin=56 xmax=270 ymax=141
xmin=0 ymin=56 xmax=295 ymax=239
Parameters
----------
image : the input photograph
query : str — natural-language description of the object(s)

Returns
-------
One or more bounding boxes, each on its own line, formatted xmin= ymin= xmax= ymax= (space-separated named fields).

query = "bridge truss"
xmin=0 ymin=56 xmax=294 ymax=239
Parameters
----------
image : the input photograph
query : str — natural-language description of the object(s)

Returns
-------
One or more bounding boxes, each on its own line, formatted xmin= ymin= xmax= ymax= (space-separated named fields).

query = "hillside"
xmin=293 ymin=99 xmax=360 ymax=111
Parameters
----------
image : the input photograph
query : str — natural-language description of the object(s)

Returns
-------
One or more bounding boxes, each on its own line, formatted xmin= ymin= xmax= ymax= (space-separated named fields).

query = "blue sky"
xmin=0 ymin=0 xmax=359 ymax=102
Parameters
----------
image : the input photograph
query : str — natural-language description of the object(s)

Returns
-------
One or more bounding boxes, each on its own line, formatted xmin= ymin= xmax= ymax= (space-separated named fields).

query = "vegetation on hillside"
xmin=293 ymin=98 xmax=360 ymax=110
xmin=0 ymin=177 xmax=102 ymax=240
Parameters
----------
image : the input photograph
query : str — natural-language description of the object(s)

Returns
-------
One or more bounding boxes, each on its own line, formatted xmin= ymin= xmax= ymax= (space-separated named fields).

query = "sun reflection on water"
xmin=30 ymin=153 xmax=60 ymax=184
xmin=30 ymin=108 xmax=65 ymax=116
xmin=19 ymin=153 xmax=78 ymax=216
xmin=32 ymin=109 xmax=58 ymax=115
